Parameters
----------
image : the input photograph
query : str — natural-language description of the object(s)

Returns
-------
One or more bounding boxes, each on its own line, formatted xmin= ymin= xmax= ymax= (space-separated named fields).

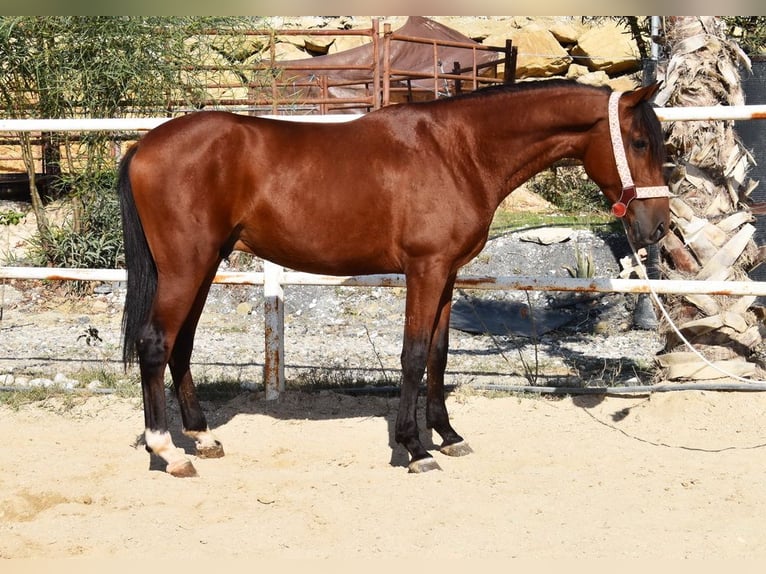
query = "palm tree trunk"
xmin=650 ymin=16 xmax=764 ymax=380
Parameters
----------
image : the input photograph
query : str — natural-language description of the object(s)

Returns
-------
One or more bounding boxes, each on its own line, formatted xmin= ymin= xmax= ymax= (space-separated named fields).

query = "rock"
xmin=501 ymin=187 xmax=556 ymax=213
xmin=54 ymin=372 xmax=78 ymax=389
xmin=438 ymin=16 xmax=519 ymax=42
xmin=606 ymin=76 xmax=641 ymax=92
xmin=0 ymin=285 xmax=22 ymax=305
xmin=633 ymin=294 xmax=659 ymax=330
xmin=518 ymin=228 xmax=575 ymax=245
xmin=93 ymin=283 xmax=112 ymax=295
xmin=90 ymin=300 xmax=109 ymax=313
xmin=269 ymin=41 xmax=306 ymax=61
xmin=549 ymin=21 xmax=583 ymax=45
xmin=29 ymin=378 xmax=54 ymax=388
xmin=570 ymin=22 xmax=642 ymax=75
xmin=575 ymin=70 xmax=612 ymax=87
xmin=566 ymin=63 xmax=591 ymax=79
xmin=236 ymin=302 xmax=253 ymax=316
xmin=507 ymin=26 xmax=571 ymax=77
xmin=329 ymin=35 xmax=371 ymax=53
xmin=266 ymin=16 xmax=641 ymax=88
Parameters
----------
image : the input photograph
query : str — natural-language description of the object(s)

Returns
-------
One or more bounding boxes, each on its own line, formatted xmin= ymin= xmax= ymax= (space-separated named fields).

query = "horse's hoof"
xmin=167 ymin=459 xmax=198 ymax=478
xmin=440 ymin=440 xmax=473 ymax=457
xmin=197 ymin=441 xmax=225 ymax=459
xmin=408 ymin=456 xmax=442 ymax=473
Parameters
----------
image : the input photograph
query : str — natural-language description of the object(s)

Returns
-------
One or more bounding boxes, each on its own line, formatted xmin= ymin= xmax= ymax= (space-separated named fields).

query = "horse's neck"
xmin=457 ymin=88 xmax=605 ymax=207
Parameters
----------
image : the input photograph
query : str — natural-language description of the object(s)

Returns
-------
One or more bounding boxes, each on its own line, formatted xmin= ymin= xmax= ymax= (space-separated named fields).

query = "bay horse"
xmin=118 ymin=79 xmax=670 ymax=477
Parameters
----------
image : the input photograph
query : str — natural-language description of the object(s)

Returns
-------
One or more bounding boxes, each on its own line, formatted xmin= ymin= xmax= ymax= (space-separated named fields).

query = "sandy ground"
xmin=2 ymin=387 xmax=766 ymax=559
xmin=4 ymin=194 xmax=766 ymax=560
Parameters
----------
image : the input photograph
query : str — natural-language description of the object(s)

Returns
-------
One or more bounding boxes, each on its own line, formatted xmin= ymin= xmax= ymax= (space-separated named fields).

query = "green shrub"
xmin=26 ymin=170 xmax=123 ymax=292
xmin=0 ymin=209 xmax=24 ymax=226
xmin=528 ymin=165 xmax=609 ymax=215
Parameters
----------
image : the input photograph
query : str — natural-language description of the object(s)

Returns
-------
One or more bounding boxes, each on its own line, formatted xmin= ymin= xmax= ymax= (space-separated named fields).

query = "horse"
xmin=118 ymin=79 xmax=670 ymax=477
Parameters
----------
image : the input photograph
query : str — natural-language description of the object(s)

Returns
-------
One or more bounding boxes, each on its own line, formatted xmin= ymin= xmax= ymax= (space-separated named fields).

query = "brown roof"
xmin=272 ymin=17 xmax=502 ymax=112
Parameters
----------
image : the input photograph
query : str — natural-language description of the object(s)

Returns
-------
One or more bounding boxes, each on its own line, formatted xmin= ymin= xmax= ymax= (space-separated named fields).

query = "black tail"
xmin=118 ymin=145 xmax=157 ymax=366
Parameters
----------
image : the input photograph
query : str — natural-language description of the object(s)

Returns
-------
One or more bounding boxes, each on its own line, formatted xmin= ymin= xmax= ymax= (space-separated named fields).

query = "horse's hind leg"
xmin=169 ymin=266 xmax=224 ymax=459
xmin=141 ymin=262 xmax=220 ymax=477
xmin=138 ymin=319 xmax=198 ymax=478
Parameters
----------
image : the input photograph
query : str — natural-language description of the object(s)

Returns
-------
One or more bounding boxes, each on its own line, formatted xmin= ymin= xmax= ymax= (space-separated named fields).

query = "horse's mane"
xmin=633 ymin=92 xmax=666 ymax=166
xmin=452 ymin=78 xmax=608 ymax=100
xmin=445 ymin=79 xmax=665 ymax=165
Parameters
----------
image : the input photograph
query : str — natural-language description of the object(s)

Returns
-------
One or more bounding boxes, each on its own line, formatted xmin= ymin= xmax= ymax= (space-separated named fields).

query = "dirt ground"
xmin=2 ymin=387 xmax=766 ymax=559
xmin=4 ymin=193 xmax=766 ymax=560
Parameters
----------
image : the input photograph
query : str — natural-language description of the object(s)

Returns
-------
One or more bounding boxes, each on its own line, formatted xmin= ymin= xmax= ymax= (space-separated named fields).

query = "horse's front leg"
xmin=426 ymin=292 xmax=473 ymax=458
xmin=398 ymin=330 xmax=440 ymax=473
xmin=138 ymin=322 xmax=198 ymax=478
xmin=396 ymin=267 xmax=455 ymax=473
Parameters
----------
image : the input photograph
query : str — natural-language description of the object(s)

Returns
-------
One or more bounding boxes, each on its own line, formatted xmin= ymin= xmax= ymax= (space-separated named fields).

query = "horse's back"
xmin=124 ymin=106 xmax=495 ymax=276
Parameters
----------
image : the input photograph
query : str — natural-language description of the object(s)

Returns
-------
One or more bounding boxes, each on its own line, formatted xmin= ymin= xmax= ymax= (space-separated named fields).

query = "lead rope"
xmin=629 ymin=242 xmax=759 ymax=383
xmin=609 ymin=90 xmax=756 ymax=383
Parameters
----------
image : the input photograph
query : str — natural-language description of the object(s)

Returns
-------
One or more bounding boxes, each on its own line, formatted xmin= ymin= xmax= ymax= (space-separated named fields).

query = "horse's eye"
xmin=632 ymin=139 xmax=648 ymax=151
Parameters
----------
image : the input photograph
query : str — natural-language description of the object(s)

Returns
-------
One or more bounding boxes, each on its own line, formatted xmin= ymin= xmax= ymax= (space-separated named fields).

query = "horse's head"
xmin=584 ymin=83 xmax=670 ymax=249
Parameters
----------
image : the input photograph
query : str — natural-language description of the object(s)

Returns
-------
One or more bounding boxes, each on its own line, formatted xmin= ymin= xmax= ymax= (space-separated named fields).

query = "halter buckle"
xmin=611 ymin=186 xmax=637 ymax=218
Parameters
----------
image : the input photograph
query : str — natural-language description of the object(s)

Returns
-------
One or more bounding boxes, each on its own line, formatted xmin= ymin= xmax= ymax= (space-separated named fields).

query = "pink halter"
xmin=608 ymin=91 xmax=671 ymax=218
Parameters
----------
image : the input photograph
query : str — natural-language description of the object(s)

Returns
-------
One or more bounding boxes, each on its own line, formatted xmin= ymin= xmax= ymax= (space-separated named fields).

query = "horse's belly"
xmin=233 ymin=235 xmax=399 ymax=276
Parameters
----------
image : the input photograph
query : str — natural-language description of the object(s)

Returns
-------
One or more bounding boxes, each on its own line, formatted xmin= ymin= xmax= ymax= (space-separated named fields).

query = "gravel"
xmin=0 ymin=226 xmax=667 ymax=393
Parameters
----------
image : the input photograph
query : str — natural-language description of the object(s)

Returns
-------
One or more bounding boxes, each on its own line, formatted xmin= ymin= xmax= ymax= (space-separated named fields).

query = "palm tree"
xmin=649 ymin=16 xmax=764 ymax=380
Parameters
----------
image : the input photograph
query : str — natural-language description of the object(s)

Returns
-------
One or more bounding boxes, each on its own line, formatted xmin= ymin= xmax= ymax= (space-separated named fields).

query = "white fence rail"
xmin=1 ymin=105 xmax=765 ymax=397
xmin=2 ymin=265 xmax=766 ymax=296
xmin=0 ymin=104 xmax=764 ymax=132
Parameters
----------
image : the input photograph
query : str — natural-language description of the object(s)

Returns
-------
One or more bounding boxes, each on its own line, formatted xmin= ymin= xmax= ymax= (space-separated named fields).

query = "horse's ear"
xmin=621 ymin=82 xmax=661 ymax=106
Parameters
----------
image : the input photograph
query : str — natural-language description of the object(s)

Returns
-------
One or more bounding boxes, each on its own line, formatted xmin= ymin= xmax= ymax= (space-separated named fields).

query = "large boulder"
xmin=505 ymin=25 xmax=572 ymax=77
xmin=549 ymin=20 xmax=583 ymax=45
xmin=571 ymin=21 xmax=642 ymax=75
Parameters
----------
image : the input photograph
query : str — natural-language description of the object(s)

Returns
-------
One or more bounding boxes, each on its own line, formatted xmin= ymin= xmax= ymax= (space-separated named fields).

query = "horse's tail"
xmin=118 ymin=144 xmax=157 ymax=367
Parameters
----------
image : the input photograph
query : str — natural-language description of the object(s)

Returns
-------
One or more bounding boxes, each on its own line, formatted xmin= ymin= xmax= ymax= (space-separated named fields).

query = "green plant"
xmin=25 ymin=172 xmax=123 ymax=291
xmin=77 ymin=326 xmax=103 ymax=346
xmin=290 ymin=366 xmax=394 ymax=392
xmin=0 ymin=16 xmax=270 ymax=266
xmin=489 ymin=210 xmax=617 ymax=240
xmin=190 ymin=380 xmax=246 ymax=403
xmin=563 ymin=243 xmax=595 ymax=279
xmin=527 ymin=165 xmax=608 ymax=215
xmin=724 ymin=17 xmax=766 ymax=55
xmin=0 ymin=209 xmax=24 ymax=226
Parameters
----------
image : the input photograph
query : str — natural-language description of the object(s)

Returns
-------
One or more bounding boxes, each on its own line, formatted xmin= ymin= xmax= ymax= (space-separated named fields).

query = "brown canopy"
xmin=272 ymin=17 xmax=504 ymax=113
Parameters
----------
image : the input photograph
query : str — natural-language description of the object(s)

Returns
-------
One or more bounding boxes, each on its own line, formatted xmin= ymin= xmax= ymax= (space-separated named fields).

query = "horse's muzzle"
xmin=629 ymin=215 xmax=668 ymax=249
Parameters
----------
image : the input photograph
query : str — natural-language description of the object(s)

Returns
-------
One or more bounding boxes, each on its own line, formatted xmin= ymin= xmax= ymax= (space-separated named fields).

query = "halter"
xmin=607 ymin=91 xmax=671 ymax=218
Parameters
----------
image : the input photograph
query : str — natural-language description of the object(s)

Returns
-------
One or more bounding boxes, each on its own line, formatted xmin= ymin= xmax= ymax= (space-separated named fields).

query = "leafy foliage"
xmin=527 ymin=165 xmax=609 ymax=215
xmin=0 ymin=17 xmax=268 ymax=270
xmin=25 ymin=171 xmax=123 ymax=294
xmin=723 ymin=17 xmax=766 ymax=56
xmin=0 ymin=209 xmax=24 ymax=225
